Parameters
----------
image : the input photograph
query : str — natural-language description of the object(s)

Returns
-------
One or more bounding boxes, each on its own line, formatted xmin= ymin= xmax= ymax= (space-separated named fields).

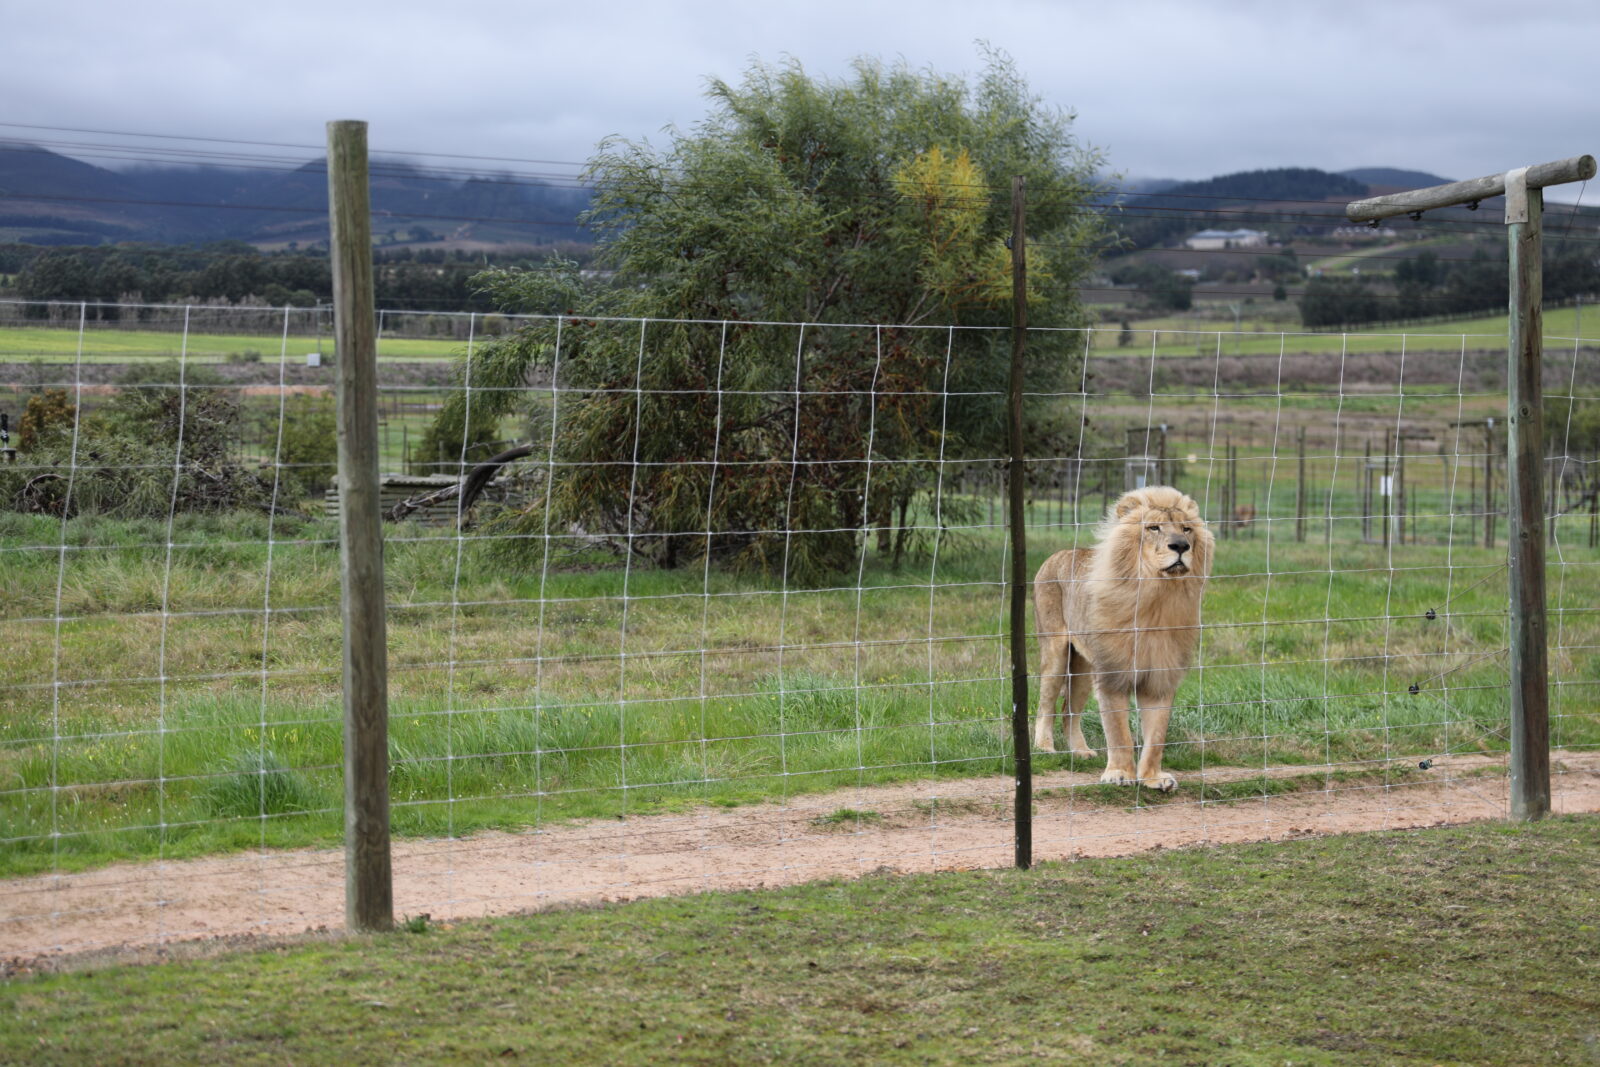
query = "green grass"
xmin=1099 ymin=303 xmax=1600 ymax=357
xmin=2 ymin=494 xmax=1595 ymax=878
xmin=0 ymin=324 xmax=463 ymax=363
xmin=8 ymin=304 xmax=1600 ymax=365
xmin=2 ymin=354 xmax=1597 ymax=876
xmin=4 ymin=816 xmax=1598 ymax=1065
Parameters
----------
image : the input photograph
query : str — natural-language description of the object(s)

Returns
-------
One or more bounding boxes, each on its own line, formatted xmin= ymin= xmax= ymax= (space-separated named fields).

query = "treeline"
xmin=1300 ymin=247 xmax=1600 ymax=328
xmin=1 ymin=242 xmax=595 ymax=317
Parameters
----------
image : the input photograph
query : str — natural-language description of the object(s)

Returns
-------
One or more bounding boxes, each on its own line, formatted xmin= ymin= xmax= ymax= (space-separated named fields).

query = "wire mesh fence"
xmin=1 ymin=300 xmax=1598 ymax=959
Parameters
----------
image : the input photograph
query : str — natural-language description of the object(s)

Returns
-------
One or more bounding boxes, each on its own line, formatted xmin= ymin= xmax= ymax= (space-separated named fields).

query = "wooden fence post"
xmin=328 ymin=119 xmax=394 ymax=930
xmin=1348 ymin=158 xmax=1598 ymax=822
xmin=1296 ymin=425 xmax=1306 ymax=542
xmin=1505 ymin=172 xmax=1550 ymax=820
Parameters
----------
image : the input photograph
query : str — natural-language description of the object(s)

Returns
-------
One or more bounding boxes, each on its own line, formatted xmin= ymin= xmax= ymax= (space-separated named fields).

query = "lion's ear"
xmin=1114 ymin=492 xmax=1148 ymax=519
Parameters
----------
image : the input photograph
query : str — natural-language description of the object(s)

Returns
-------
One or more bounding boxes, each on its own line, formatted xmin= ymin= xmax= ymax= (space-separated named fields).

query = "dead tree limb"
xmin=385 ymin=443 xmax=536 ymax=525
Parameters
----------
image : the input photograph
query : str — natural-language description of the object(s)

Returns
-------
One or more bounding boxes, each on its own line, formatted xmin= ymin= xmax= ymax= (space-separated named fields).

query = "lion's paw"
xmin=1070 ymin=747 xmax=1098 ymax=760
xmin=1100 ymin=767 xmax=1136 ymax=786
xmin=1139 ymin=772 xmax=1178 ymax=793
xmin=1033 ymin=733 xmax=1058 ymax=753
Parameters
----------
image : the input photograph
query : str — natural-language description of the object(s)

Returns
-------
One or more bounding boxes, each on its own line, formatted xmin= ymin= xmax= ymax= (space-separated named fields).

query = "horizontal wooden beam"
xmin=1345 ymin=154 xmax=1595 ymax=222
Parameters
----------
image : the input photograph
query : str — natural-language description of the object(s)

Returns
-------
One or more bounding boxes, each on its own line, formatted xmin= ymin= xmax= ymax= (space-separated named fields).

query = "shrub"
xmin=272 ymin=394 xmax=338 ymax=499
xmin=17 ymin=389 xmax=77 ymax=451
xmin=0 ymin=362 xmax=271 ymax=518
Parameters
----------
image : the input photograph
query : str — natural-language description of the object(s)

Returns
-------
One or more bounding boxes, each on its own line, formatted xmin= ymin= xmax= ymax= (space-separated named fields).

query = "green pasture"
xmin=6 ymin=304 xmax=1600 ymax=365
xmin=0 ymin=324 xmax=462 ymax=364
xmin=1095 ymin=303 xmax=1600 ymax=358
xmin=2 ymin=475 xmax=1595 ymax=877
xmin=1302 ymin=234 xmax=1467 ymax=275
xmin=5 ymin=817 xmax=1599 ymax=1065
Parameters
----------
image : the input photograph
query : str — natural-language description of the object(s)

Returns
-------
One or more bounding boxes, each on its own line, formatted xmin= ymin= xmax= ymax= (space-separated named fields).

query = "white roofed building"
xmin=1184 ymin=228 xmax=1269 ymax=250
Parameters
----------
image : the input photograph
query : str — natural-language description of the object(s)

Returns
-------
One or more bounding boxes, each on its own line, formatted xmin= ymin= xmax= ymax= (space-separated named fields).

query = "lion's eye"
xmin=1183 ymin=526 xmax=1192 ymax=533
xmin=1146 ymin=525 xmax=1160 ymax=532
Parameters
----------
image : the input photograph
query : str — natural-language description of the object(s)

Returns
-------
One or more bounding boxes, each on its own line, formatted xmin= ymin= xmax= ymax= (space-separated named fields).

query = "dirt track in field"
xmin=4 ymin=751 xmax=1598 ymax=966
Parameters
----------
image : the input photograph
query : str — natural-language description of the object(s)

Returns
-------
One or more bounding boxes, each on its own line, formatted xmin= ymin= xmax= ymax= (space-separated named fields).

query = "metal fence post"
xmin=327 ymin=119 xmax=394 ymax=928
xmin=1008 ymin=176 xmax=1032 ymax=870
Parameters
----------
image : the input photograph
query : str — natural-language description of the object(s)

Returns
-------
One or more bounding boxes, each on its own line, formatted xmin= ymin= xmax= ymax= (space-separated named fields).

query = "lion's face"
xmin=1134 ymin=509 xmax=1199 ymax=576
xmin=1109 ymin=488 xmax=1211 ymax=579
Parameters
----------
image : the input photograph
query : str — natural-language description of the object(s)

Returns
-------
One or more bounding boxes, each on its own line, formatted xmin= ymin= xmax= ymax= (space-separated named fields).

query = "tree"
xmin=1298 ymin=276 xmax=1381 ymax=328
xmin=1394 ymin=250 xmax=1439 ymax=288
xmin=424 ymin=51 xmax=1107 ymax=579
xmin=1109 ymin=261 xmax=1192 ymax=311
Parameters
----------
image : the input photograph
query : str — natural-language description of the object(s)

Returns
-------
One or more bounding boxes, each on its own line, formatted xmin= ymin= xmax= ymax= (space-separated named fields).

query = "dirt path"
xmin=5 ymin=752 xmax=1598 ymax=964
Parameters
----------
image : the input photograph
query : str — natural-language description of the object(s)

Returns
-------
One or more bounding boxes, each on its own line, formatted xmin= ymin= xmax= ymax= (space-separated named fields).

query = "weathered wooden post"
xmin=1296 ymin=425 xmax=1307 ymax=543
xmin=1484 ymin=420 xmax=1496 ymax=549
xmin=1008 ymin=176 xmax=1032 ymax=870
xmin=1349 ymin=153 xmax=1596 ymax=821
xmin=1361 ymin=438 xmax=1371 ymax=543
xmin=327 ymin=119 xmax=394 ymax=929
xmin=1221 ymin=436 xmax=1233 ymax=541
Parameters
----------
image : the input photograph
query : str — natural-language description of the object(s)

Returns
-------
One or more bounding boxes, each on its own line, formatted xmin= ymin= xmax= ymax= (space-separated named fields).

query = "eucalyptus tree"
xmin=422 ymin=50 xmax=1108 ymax=580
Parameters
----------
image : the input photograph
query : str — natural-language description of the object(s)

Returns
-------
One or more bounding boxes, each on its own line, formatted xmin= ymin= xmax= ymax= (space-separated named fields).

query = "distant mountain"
xmin=1339 ymin=167 xmax=1453 ymax=190
xmin=0 ymin=144 xmax=592 ymax=248
xmin=1114 ymin=167 xmax=1369 ymax=249
xmin=1144 ymin=167 xmax=1368 ymax=204
xmin=1109 ymin=176 xmax=1181 ymax=196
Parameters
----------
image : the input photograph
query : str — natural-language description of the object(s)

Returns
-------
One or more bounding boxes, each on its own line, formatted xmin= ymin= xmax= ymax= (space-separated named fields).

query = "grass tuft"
xmin=200 ymin=749 xmax=323 ymax=819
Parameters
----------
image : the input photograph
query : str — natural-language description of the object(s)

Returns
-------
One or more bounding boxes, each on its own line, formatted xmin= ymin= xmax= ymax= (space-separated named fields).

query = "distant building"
xmin=1184 ymin=228 xmax=1269 ymax=250
xmin=1330 ymin=225 xmax=1399 ymax=240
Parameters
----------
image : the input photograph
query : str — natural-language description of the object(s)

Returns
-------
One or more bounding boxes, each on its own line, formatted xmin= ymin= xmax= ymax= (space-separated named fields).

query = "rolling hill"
xmin=0 ymin=143 xmax=592 ymax=248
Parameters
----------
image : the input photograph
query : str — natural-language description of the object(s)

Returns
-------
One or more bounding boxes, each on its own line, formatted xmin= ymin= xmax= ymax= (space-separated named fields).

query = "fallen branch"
xmin=385 ymin=443 xmax=536 ymax=525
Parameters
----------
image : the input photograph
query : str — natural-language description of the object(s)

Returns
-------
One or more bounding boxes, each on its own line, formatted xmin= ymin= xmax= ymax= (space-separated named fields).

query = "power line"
xmin=0 ymin=121 xmax=590 ymax=171
xmin=12 ymin=121 xmax=1591 ymax=228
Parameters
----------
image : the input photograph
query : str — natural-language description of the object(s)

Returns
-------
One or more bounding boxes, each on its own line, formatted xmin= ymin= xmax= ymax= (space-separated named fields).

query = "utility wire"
xmin=9 ymin=125 xmax=1589 ymax=230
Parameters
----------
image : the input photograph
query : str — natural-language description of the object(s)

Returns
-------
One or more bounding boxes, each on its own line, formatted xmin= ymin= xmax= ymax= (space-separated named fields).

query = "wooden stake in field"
xmin=1295 ymin=425 xmax=1307 ymax=543
xmin=1349 ymin=153 xmax=1596 ymax=822
xmin=327 ymin=119 xmax=394 ymax=930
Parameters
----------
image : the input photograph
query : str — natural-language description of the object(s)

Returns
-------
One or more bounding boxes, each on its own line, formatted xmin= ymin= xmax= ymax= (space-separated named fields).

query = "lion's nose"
xmin=1169 ymin=539 xmax=1190 ymax=554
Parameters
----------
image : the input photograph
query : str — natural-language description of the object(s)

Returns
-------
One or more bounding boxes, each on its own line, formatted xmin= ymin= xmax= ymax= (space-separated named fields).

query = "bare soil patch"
xmin=4 ymin=751 xmax=1597 ymax=965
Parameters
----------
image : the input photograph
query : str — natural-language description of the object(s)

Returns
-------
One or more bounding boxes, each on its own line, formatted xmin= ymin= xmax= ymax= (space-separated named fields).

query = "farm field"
xmin=4 ymin=816 xmax=1598 ymax=1064
xmin=1097 ymin=303 xmax=1600 ymax=358
xmin=5 ymin=303 xmax=1600 ymax=365
xmin=0 ymin=323 xmax=462 ymax=364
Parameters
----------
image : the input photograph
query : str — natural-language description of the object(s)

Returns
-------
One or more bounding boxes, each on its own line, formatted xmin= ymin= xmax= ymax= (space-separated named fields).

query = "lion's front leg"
xmin=1095 ymin=685 xmax=1137 ymax=785
xmin=1134 ymin=694 xmax=1177 ymax=792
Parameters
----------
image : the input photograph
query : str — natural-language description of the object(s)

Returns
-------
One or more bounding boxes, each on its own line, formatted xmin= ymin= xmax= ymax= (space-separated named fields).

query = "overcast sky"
xmin=6 ymin=0 xmax=1597 ymax=198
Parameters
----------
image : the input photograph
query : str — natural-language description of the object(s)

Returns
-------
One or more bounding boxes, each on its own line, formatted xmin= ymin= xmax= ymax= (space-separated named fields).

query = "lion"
xmin=1032 ymin=486 xmax=1213 ymax=792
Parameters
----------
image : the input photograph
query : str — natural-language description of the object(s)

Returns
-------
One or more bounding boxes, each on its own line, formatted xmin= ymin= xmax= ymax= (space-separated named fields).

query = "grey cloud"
xmin=5 ymin=0 xmax=1596 ymax=187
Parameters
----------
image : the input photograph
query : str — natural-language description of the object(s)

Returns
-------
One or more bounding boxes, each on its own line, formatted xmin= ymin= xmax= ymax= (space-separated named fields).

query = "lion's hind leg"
xmin=1062 ymin=645 xmax=1096 ymax=759
xmin=1033 ymin=636 xmax=1069 ymax=752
